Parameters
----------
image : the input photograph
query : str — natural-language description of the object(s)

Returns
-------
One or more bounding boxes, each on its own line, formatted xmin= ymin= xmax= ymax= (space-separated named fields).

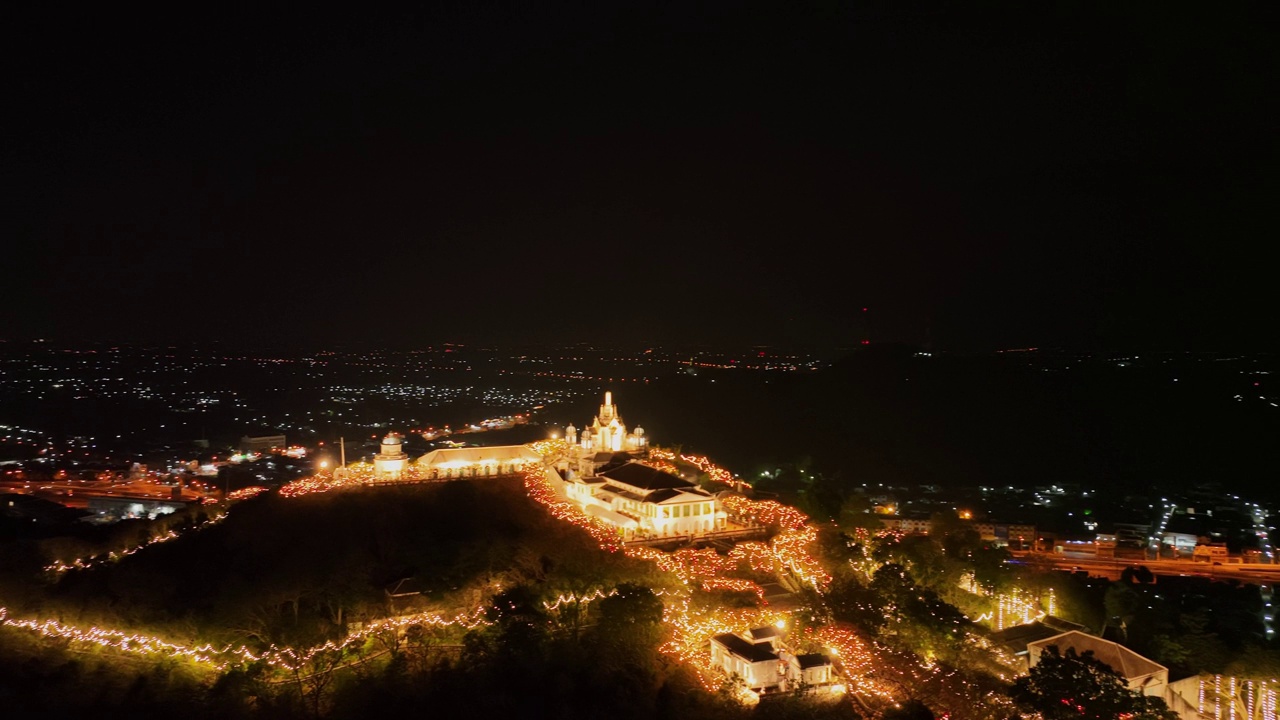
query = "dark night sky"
xmin=4 ymin=3 xmax=1276 ymax=351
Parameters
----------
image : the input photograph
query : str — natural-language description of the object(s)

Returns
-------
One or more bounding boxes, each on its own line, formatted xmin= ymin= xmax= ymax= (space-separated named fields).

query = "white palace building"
xmin=369 ymin=392 xmax=724 ymax=540
xmin=557 ymin=392 xmax=726 ymax=540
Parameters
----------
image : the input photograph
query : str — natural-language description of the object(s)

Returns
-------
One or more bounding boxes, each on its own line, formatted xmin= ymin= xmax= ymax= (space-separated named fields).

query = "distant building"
xmin=86 ymin=495 xmax=186 ymax=521
xmin=1114 ymin=522 xmax=1152 ymax=548
xmin=239 ymin=434 xmax=286 ymax=454
xmin=974 ymin=522 xmax=1037 ymax=549
xmin=881 ymin=515 xmax=931 ymax=534
xmin=1192 ymin=542 xmax=1228 ymax=563
xmin=1095 ymin=533 xmax=1118 ymax=557
xmin=1162 ymin=532 xmax=1197 ymax=557
xmin=879 ymin=516 xmax=1036 ymax=548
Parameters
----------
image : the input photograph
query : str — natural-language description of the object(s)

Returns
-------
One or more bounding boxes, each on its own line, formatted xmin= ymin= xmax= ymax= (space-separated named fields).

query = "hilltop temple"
xmin=363 ymin=391 xmax=724 ymax=540
xmin=562 ymin=391 xmax=648 ymax=479
xmin=558 ymin=392 xmax=725 ymax=540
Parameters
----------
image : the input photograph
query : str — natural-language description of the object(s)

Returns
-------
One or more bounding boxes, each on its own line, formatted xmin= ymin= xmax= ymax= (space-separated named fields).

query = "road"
xmin=0 ymin=478 xmax=209 ymax=507
xmin=1009 ymin=551 xmax=1280 ymax=584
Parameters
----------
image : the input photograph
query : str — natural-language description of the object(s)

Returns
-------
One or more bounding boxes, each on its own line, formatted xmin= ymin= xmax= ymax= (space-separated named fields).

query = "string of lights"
xmin=44 ymin=511 xmax=229 ymax=575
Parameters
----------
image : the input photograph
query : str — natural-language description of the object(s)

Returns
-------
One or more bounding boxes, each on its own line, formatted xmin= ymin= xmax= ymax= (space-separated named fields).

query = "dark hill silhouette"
xmin=588 ymin=350 xmax=1279 ymax=504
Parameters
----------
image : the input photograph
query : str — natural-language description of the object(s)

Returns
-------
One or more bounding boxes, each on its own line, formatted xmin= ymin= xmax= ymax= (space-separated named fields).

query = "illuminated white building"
xmin=709 ymin=627 xmax=835 ymax=694
xmin=373 ymin=433 xmax=408 ymax=480
xmin=417 ymin=445 xmax=541 ymax=479
xmin=562 ymin=459 xmax=726 ymax=539
xmin=566 ymin=392 xmax=647 ymax=457
xmin=711 ymin=632 xmax=784 ymax=691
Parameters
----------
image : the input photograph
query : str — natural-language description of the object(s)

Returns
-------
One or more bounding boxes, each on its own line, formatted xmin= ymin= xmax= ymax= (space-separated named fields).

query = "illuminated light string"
xmin=648 ymin=447 xmax=739 ymax=489
xmin=0 ymin=604 xmax=494 ymax=673
xmin=45 ymin=512 xmax=229 ymax=575
xmin=958 ymin=573 xmax=1056 ymax=632
xmin=10 ymin=444 xmax=977 ymax=709
xmin=226 ymin=486 xmax=269 ymax=500
xmin=1199 ymin=675 xmax=1280 ymax=720
xmin=518 ymin=452 xmax=855 ymax=698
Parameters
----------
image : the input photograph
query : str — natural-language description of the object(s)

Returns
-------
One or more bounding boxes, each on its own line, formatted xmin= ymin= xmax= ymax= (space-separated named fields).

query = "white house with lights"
xmin=710 ymin=626 xmax=835 ymax=694
xmin=562 ymin=459 xmax=726 ymax=539
xmin=712 ymin=631 xmax=785 ymax=691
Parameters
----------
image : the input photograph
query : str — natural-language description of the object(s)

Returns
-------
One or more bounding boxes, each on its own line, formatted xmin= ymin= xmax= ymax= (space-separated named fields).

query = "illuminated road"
xmin=1010 ymin=551 xmax=1280 ymax=583
xmin=0 ymin=479 xmax=209 ymax=507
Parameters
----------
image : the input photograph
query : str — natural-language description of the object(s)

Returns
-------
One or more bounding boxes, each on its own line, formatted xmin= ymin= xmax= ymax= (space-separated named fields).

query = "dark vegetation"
xmin=1 ymin=479 xmax=761 ymax=720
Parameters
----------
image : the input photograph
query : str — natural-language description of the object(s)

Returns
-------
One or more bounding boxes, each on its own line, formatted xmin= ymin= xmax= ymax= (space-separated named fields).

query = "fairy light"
xmin=1230 ymin=677 xmax=1237 ymax=720
xmin=12 ymin=442 xmax=1039 ymax=716
xmin=1199 ymin=676 xmax=1280 ymax=720
xmin=1217 ymin=674 xmax=1223 ymax=720
xmin=226 ymin=486 xmax=268 ymax=500
xmin=45 ymin=512 xmax=229 ymax=575
xmin=0 ymin=602 xmax=494 ymax=673
xmin=648 ymin=447 xmax=739 ymax=488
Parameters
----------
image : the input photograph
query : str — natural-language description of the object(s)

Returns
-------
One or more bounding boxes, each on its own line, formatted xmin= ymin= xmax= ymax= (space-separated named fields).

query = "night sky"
xmin=5 ymin=3 xmax=1275 ymax=351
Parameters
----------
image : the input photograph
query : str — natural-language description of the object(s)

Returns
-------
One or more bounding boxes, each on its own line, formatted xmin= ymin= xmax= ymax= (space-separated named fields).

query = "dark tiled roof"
xmin=713 ymin=633 xmax=779 ymax=663
xmin=610 ymin=489 xmax=647 ymax=503
xmin=601 ymin=462 xmax=694 ymax=491
xmin=644 ymin=488 xmax=680 ymax=503
xmin=989 ymin=621 xmax=1065 ymax=654
xmin=748 ymin=626 xmax=781 ymax=641
xmin=595 ymin=452 xmax=635 ymax=471
xmin=797 ymin=653 xmax=831 ymax=669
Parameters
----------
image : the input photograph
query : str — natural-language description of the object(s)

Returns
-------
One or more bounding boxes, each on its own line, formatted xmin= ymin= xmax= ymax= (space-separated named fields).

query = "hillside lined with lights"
xmin=43 ymin=510 xmax=229 ymax=575
xmin=2 ymin=443 xmax=1092 ymax=716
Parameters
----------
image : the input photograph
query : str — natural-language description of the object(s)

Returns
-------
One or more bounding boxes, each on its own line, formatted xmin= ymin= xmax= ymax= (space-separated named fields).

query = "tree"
xmin=484 ymin=585 xmax=550 ymax=662
xmin=1102 ymin=582 xmax=1140 ymax=640
xmin=1011 ymin=645 xmax=1178 ymax=720
xmin=598 ymin=583 xmax=665 ymax=629
xmin=882 ymin=698 xmax=935 ymax=720
xmin=1121 ymin=565 xmax=1155 ymax=585
xmin=837 ymin=493 xmax=884 ymax=532
xmin=970 ymin=545 xmax=1013 ymax=593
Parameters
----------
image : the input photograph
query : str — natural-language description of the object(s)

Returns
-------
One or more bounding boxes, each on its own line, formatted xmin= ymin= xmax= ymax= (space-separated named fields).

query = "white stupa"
xmin=373 ymin=432 xmax=408 ymax=480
